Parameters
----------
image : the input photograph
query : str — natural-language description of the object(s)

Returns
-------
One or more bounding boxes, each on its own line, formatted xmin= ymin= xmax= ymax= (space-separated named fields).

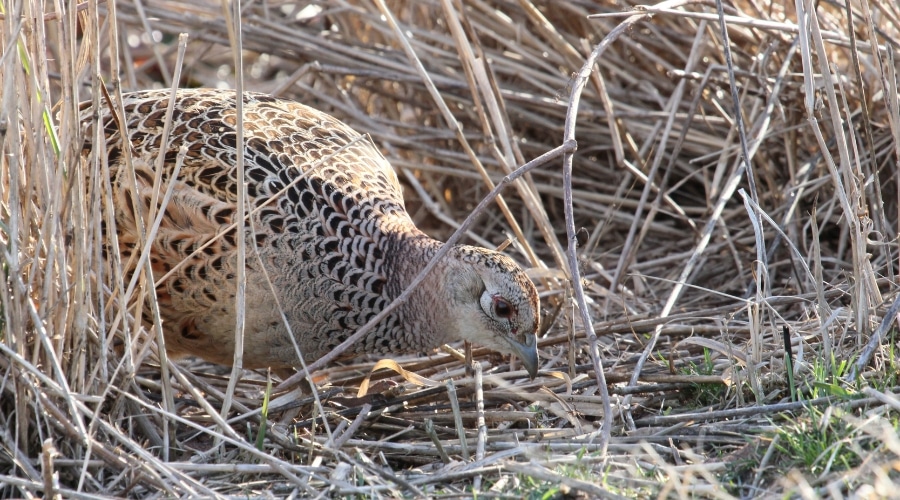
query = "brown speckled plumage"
xmin=84 ymin=88 xmax=540 ymax=376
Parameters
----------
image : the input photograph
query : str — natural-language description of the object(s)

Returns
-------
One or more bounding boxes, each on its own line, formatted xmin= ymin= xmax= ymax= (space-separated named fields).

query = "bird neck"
xmin=384 ymin=231 xmax=445 ymax=294
xmin=383 ymin=232 xmax=461 ymax=347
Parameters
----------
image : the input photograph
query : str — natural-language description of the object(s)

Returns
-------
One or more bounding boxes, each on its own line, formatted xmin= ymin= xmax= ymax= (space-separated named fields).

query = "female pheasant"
xmin=84 ymin=88 xmax=539 ymax=377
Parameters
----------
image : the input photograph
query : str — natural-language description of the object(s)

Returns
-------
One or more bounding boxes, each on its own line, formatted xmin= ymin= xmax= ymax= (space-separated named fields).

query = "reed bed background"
xmin=1 ymin=0 xmax=900 ymax=497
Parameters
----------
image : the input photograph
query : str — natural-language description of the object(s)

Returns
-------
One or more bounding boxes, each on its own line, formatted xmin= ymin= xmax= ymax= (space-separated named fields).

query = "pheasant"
xmin=83 ymin=88 xmax=539 ymax=377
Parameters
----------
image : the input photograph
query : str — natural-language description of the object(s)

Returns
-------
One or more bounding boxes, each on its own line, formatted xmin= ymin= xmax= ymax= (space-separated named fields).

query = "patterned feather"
xmin=84 ymin=89 xmax=540 ymax=376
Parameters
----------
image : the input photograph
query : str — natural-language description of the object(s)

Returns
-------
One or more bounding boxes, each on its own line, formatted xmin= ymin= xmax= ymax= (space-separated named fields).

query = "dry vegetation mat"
xmin=2 ymin=0 xmax=900 ymax=497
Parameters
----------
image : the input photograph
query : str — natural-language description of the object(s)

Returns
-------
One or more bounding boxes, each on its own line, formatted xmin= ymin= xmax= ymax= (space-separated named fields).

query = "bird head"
xmin=444 ymin=246 xmax=540 ymax=378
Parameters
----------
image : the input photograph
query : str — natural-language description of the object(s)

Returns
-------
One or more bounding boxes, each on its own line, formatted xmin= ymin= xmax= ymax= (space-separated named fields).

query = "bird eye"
xmin=493 ymin=296 xmax=514 ymax=319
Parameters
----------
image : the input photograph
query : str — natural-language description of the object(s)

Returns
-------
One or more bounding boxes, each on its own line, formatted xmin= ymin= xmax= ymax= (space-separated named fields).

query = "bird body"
xmin=84 ymin=89 xmax=539 ymax=376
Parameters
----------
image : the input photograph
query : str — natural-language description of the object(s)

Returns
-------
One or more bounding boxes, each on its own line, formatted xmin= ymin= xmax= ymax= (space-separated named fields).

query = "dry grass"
xmin=2 ymin=0 xmax=900 ymax=497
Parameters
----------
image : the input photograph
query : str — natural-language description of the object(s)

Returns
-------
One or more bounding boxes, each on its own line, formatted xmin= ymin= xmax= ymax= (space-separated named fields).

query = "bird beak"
xmin=507 ymin=333 xmax=538 ymax=379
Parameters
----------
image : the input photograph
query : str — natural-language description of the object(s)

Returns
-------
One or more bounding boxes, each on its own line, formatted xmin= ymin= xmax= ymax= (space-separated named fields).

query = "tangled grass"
xmin=1 ymin=0 xmax=899 ymax=497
